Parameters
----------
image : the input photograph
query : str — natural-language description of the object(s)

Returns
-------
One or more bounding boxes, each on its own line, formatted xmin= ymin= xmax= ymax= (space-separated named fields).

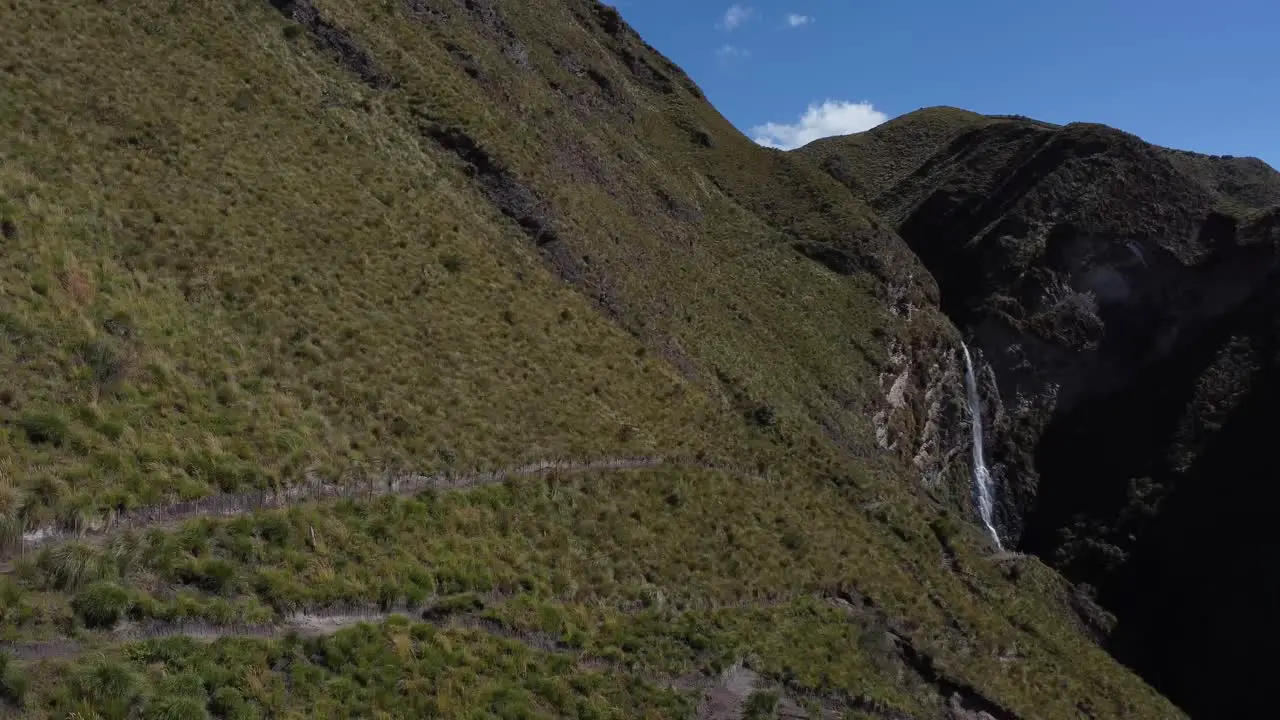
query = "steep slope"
xmin=803 ymin=107 xmax=1280 ymax=717
xmin=0 ymin=2 xmax=1182 ymax=718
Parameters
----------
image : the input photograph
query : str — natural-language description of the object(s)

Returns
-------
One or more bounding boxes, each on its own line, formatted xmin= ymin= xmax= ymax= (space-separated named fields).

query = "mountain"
xmin=0 ymin=0 xmax=1245 ymax=718
xmin=802 ymin=107 xmax=1280 ymax=718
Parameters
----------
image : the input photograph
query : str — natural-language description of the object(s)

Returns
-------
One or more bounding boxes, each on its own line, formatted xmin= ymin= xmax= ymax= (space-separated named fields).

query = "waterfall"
xmin=960 ymin=342 xmax=1003 ymax=549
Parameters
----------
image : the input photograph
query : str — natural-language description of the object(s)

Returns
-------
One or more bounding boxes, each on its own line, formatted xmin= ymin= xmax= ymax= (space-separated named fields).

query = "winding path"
xmin=3 ymin=600 xmax=850 ymax=720
xmin=8 ymin=455 xmax=753 ymax=560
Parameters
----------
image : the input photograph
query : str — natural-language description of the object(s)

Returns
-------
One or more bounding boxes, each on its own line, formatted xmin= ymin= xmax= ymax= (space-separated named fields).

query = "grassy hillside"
xmin=0 ymin=1 xmax=1182 ymax=717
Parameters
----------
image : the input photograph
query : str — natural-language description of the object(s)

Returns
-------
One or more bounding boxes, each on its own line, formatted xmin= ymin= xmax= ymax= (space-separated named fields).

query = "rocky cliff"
xmin=803 ymin=108 xmax=1280 ymax=718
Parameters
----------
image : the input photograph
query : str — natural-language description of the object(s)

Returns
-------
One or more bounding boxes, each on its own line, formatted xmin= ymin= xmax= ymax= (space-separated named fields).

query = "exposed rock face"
xmin=872 ymin=332 xmax=968 ymax=492
xmin=802 ymin=109 xmax=1280 ymax=718
xmin=870 ymin=324 xmax=1010 ymax=535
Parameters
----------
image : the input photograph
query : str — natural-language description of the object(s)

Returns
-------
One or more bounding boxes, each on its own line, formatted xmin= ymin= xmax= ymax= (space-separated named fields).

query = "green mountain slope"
xmin=1 ymin=1 xmax=1183 ymax=718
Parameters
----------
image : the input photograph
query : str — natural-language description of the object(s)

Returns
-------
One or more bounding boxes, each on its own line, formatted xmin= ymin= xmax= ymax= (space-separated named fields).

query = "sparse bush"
xmin=73 ymin=581 xmax=132 ymax=628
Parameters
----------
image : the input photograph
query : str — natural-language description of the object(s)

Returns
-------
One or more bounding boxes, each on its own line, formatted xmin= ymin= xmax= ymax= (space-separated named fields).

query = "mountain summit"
xmin=2 ymin=1 xmax=1273 ymax=718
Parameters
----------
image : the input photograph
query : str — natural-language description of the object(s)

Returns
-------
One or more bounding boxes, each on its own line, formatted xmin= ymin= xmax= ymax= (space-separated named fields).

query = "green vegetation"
xmin=0 ymin=0 xmax=1187 ymax=717
xmin=0 ymin=650 xmax=29 ymax=707
xmin=744 ymin=691 xmax=780 ymax=720
xmin=72 ymin=582 xmax=131 ymax=629
xmin=27 ymin=620 xmax=693 ymax=719
xmin=1 ymin=0 xmax=755 ymax=537
xmin=6 ymin=470 xmax=1177 ymax=717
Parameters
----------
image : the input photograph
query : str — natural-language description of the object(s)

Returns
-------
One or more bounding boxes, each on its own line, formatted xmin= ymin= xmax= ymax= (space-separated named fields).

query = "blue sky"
xmin=605 ymin=0 xmax=1278 ymax=167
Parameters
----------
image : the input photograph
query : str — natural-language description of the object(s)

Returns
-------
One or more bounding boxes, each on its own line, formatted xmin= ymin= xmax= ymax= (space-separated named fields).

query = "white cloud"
xmin=719 ymin=4 xmax=754 ymax=30
xmin=716 ymin=44 xmax=749 ymax=61
xmin=786 ymin=14 xmax=812 ymax=27
xmin=751 ymin=100 xmax=888 ymax=150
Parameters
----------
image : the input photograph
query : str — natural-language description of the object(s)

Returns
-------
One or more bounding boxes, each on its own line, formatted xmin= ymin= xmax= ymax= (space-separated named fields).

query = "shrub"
xmin=73 ymin=581 xmax=132 ymax=628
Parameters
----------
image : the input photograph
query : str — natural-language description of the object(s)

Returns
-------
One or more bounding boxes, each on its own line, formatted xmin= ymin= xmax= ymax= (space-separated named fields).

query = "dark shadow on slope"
xmin=270 ymin=0 xmax=398 ymax=90
xmin=1024 ymin=278 xmax=1280 ymax=718
xmin=416 ymin=120 xmax=560 ymax=247
xmin=1109 ymin=333 xmax=1280 ymax=718
xmin=828 ymin=589 xmax=1021 ymax=720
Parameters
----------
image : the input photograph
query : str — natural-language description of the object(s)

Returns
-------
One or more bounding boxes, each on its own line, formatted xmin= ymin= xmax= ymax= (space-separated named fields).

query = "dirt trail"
xmin=2 ymin=597 xmax=913 ymax=720
xmin=697 ymin=663 xmax=759 ymax=720
xmin=5 ymin=620 xmax=820 ymax=720
xmin=4 ymin=611 xmax=543 ymax=661
xmin=1 ymin=592 xmax=797 ymax=663
xmin=7 ymin=456 xmax=709 ymax=561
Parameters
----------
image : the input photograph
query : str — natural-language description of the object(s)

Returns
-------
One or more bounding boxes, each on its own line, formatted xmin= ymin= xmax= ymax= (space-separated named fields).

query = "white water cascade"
xmin=960 ymin=342 xmax=1003 ymax=549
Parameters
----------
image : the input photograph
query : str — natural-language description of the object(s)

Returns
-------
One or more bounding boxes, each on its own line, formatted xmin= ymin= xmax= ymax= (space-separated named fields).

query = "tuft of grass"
xmin=744 ymin=690 xmax=780 ymax=719
xmin=18 ymin=412 xmax=70 ymax=447
xmin=65 ymin=659 xmax=147 ymax=720
xmin=36 ymin=542 xmax=120 ymax=592
xmin=72 ymin=581 xmax=132 ymax=629
xmin=0 ymin=650 xmax=29 ymax=707
xmin=142 ymin=694 xmax=210 ymax=720
xmin=0 ymin=478 xmax=26 ymax=554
